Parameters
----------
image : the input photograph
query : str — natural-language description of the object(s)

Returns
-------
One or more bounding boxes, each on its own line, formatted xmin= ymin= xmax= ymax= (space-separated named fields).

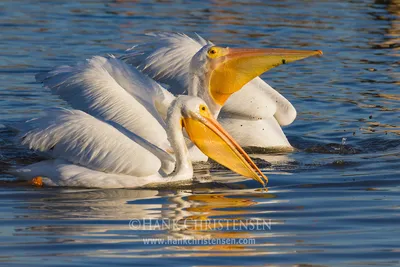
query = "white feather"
xmin=19 ymin=109 xmax=163 ymax=177
xmin=36 ymin=56 xmax=175 ymax=151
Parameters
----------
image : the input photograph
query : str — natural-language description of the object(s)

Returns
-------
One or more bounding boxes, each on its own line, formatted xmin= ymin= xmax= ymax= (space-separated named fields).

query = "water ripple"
xmin=1 ymin=0 xmax=400 ymax=266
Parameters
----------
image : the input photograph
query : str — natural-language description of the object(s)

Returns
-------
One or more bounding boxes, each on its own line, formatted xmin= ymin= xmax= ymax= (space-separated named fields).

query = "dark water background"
xmin=1 ymin=0 xmax=400 ymax=266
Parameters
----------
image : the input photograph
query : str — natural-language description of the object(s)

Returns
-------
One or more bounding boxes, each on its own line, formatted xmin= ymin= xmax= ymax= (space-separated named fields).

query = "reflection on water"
xmin=1 ymin=181 xmax=399 ymax=264
xmin=2 ymin=188 xmax=278 ymax=257
xmin=1 ymin=0 xmax=400 ymax=266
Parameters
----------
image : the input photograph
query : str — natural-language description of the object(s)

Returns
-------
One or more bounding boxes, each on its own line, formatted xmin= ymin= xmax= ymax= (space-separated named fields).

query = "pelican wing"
xmin=36 ymin=56 xmax=175 ymax=150
xmin=121 ymin=32 xmax=296 ymax=125
xmin=19 ymin=109 xmax=162 ymax=177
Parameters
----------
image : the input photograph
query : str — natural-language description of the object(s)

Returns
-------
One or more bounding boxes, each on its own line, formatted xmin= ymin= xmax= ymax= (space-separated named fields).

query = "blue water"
xmin=1 ymin=0 xmax=400 ymax=266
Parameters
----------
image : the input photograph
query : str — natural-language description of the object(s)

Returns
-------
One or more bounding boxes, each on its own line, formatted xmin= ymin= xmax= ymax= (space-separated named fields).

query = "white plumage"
xmin=19 ymin=109 xmax=166 ymax=177
xmin=36 ymin=56 xmax=175 ymax=152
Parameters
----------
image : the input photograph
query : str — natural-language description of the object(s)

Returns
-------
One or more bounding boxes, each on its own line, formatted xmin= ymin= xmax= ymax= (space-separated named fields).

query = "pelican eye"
xmin=199 ymin=105 xmax=207 ymax=112
xmin=207 ymin=47 xmax=220 ymax=57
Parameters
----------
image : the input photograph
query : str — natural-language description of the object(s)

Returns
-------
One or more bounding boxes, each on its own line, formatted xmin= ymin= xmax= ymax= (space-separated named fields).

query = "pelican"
xmin=13 ymin=56 xmax=267 ymax=188
xmin=122 ymin=33 xmax=323 ymax=151
xmin=13 ymin=95 xmax=267 ymax=188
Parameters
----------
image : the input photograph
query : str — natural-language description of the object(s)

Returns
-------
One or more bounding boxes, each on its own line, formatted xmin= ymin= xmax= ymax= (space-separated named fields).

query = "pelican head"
xmin=189 ymin=44 xmax=323 ymax=115
xmin=169 ymin=96 xmax=268 ymax=186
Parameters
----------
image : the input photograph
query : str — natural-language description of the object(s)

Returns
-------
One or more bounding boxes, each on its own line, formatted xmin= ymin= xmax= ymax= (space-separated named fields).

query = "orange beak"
xmin=182 ymin=110 xmax=268 ymax=186
xmin=208 ymin=47 xmax=323 ymax=105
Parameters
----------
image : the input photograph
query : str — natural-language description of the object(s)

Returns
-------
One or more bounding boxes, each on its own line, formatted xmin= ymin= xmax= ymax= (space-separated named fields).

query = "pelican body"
xmin=14 ymin=96 xmax=267 ymax=188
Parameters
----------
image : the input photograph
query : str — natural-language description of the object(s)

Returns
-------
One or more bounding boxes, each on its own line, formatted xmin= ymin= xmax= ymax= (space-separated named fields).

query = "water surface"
xmin=0 ymin=0 xmax=400 ymax=266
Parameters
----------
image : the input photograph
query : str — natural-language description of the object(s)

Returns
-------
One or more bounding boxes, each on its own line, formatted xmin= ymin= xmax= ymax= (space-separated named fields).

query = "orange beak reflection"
xmin=182 ymin=111 xmax=268 ymax=186
xmin=208 ymin=47 xmax=323 ymax=105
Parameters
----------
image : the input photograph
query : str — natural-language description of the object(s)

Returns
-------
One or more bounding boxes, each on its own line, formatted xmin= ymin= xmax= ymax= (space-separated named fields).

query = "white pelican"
xmin=122 ymin=33 xmax=323 ymax=150
xmin=13 ymin=95 xmax=267 ymax=188
xmin=13 ymin=56 xmax=267 ymax=188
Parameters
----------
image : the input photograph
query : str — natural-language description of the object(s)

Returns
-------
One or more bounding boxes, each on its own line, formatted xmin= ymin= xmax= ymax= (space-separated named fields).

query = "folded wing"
xmin=36 ymin=56 xmax=175 ymax=151
xmin=19 ymin=109 xmax=162 ymax=177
